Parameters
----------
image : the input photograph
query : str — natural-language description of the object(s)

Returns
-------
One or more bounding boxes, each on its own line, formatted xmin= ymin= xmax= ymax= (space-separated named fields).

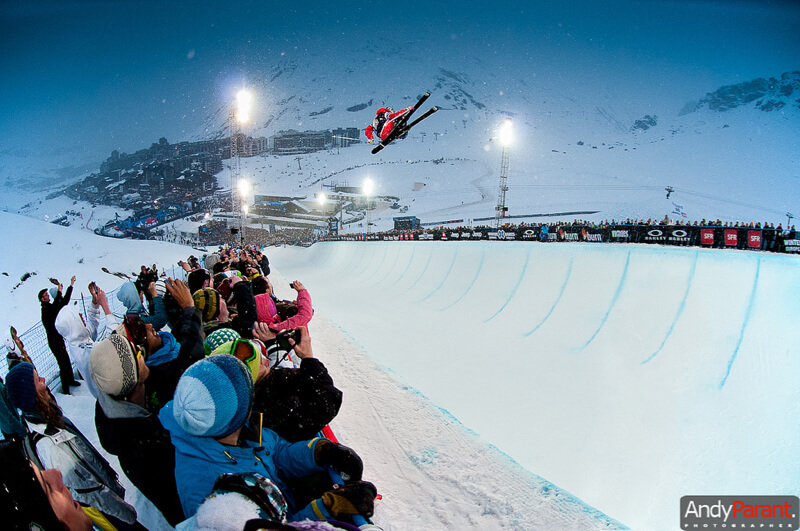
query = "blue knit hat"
xmin=172 ymin=355 xmax=253 ymax=438
xmin=6 ymin=362 xmax=37 ymax=413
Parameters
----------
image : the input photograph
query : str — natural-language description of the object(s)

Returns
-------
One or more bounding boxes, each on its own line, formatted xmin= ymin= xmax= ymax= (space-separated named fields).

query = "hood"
xmin=116 ymin=281 xmax=144 ymax=314
xmin=255 ymin=293 xmax=277 ymax=324
xmin=55 ymin=305 xmax=92 ymax=346
xmin=159 ymin=401 xmax=239 ymax=465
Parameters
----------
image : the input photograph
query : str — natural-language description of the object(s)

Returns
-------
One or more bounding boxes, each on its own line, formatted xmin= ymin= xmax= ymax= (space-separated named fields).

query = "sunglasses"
xmin=124 ymin=313 xmax=147 ymax=345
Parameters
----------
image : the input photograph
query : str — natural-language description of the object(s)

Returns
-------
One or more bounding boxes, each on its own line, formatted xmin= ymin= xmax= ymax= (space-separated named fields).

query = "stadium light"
xmin=238 ymin=179 xmax=251 ymax=197
xmin=317 ymin=193 xmax=327 ymax=206
xmin=362 ymin=177 xmax=374 ymax=196
xmin=236 ymin=89 xmax=252 ymax=123
xmin=499 ymin=118 xmax=513 ymax=146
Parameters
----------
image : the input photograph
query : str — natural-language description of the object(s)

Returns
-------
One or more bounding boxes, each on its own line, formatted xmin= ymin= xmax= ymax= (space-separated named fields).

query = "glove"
xmin=321 ymin=481 xmax=377 ymax=519
xmin=315 ymin=440 xmax=363 ymax=482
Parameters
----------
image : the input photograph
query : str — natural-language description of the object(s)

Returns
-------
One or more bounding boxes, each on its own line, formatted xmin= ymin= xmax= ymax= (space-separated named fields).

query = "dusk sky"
xmin=1 ymin=0 xmax=798 ymax=177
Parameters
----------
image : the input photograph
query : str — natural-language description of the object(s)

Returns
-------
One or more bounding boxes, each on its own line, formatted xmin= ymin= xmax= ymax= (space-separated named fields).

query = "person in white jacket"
xmin=55 ymin=282 xmax=117 ymax=402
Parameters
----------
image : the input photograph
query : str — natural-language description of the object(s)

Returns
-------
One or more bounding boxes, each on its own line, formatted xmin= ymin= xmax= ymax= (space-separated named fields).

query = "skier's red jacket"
xmin=365 ymin=106 xmax=413 ymax=142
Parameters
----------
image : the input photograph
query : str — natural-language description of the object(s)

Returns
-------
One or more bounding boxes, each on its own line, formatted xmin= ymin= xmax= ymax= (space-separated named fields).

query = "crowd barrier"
xmin=327 ymin=224 xmax=800 ymax=254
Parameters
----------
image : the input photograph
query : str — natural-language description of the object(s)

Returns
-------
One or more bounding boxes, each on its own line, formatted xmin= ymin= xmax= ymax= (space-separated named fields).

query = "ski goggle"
xmin=230 ymin=338 xmax=257 ymax=364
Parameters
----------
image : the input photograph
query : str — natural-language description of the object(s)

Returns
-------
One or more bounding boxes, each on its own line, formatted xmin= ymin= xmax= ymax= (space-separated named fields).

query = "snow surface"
xmin=2 ymin=211 xmax=798 ymax=530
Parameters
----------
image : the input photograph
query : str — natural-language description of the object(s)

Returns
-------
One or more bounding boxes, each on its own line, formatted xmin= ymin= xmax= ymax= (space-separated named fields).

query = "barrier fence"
xmin=326 ymin=224 xmax=800 ymax=253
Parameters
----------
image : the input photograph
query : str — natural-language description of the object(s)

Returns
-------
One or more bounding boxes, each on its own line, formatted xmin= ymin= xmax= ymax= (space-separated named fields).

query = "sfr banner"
xmin=700 ymin=228 xmax=715 ymax=246
xmin=747 ymin=230 xmax=761 ymax=249
xmin=724 ymin=228 xmax=738 ymax=247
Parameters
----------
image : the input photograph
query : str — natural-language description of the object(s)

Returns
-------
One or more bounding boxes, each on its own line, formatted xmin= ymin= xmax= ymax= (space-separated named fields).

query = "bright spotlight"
xmin=238 ymin=179 xmax=251 ymax=197
xmin=317 ymin=193 xmax=327 ymax=205
xmin=499 ymin=118 xmax=513 ymax=146
xmin=363 ymin=177 xmax=374 ymax=196
xmin=242 ymin=205 xmax=249 ymax=214
xmin=237 ymin=89 xmax=252 ymax=123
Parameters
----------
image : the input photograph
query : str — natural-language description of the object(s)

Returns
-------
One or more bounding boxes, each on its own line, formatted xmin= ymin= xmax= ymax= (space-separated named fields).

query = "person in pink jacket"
xmin=256 ymin=281 xmax=313 ymax=331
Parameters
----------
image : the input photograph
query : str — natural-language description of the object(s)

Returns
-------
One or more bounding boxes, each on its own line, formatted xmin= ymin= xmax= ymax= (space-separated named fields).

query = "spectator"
xmin=0 ymin=374 xmax=27 ymax=438
xmin=0 ymin=438 xmax=147 ymax=531
xmin=5 ymin=362 xmax=137 ymax=524
xmin=158 ymin=354 xmax=376 ymax=523
xmin=55 ymin=281 xmax=117 ymax=401
xmin=88 ymin=278 xmax=199 ymax=527
xmin=116 ymin=280 xmax=168 ymax=331
xmin=39 ymin=276 xmax=80 ymax=394
xmin=250 ymin=324 xmax=343 ymax=442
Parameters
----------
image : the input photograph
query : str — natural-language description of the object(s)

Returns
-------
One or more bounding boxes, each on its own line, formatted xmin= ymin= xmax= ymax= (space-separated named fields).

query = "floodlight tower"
xmin=230 ymin=88 xmax=252 ymax=241
xmin=494 ymin=118 xmax=513 ymax=229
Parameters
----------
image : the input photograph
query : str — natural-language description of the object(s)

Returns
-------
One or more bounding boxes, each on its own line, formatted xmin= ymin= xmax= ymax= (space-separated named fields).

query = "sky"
xmin=2 ymin=210 xmax=797 ymax=530
xmin=1 ymin=0 xmax=798 ymax=178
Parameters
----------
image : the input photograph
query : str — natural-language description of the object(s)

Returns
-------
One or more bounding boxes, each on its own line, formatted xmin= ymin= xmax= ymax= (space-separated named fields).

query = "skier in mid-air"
xmin=364 ymin=92 xmax=439 ymax=154
xmin=364 ymin=106 xmax=413 ymax=144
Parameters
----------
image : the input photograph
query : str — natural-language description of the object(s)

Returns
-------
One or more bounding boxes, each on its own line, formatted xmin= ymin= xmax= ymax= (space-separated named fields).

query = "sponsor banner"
xmin=680 ymin=495 xmax=798 ymax=529
xmin=609 ymin=229 xmax=630 ymax=242
xmin=700 ymin=228 xmax=715 ymax=246
xmin=668 ymin=228 xmax=690 ymax=245
xmin=518 ymin=227 xmax=540 ymax=241
xmin=785 ymin=239 xmax=800 ymax=253
xmin=559 ymin=228 xmax=582 ymax=242
xmin=643 ymin=228 xmax=667 ymax=243
xmin=583 ymin=228 xmax=605 ymax=243
xmin=419 ymin=232 xmax=434 ymax=240
xmin=724 ymin=228 xmax=738 ymax=247
xmin=748 ymin=230 xmax=762 ymax=249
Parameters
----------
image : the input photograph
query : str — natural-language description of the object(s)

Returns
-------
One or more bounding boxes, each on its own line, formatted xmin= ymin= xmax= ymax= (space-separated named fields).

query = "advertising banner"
xmin=700 ymin=228 xmax=715 ymax=246
xmin=747 ymin=230 xmax=761 ymax=249
xmin=724 ymin=229 xmax=738 ymax=247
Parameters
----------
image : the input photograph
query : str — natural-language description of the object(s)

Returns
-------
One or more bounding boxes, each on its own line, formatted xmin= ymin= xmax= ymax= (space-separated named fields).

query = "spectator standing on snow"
xmin=39 ymin=276 xmax=80 ymax=395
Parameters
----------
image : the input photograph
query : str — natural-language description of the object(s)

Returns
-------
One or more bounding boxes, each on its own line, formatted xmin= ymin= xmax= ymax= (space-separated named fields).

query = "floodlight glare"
xmin=317 ymin=193 xmax=327 ymax=205
xmin=243 ymin=205 xmax=249 ymax=214
xmin=237 ymin=89 xmax=252 ymax=123
xmin=499 ymin=118 xmax=513 ymax=146
xmin=363 ymin=177 xmax=374 ymax=196
xmin=238 ymin=179 xmax=251 ymax=197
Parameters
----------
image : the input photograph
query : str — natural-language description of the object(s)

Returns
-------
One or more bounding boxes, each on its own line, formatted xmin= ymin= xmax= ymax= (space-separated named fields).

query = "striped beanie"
xmin=90 ymin=334 xmax=139 ymax=397
xmin=172 ymin=354 xmax=253 ymax=438
xmin=5 ymin=362 xmax=37 ymax=413
xmin=204 ymin=328 xmax=240 ymax=356
xmin=193 ymin=288 xmax=220 ymax=322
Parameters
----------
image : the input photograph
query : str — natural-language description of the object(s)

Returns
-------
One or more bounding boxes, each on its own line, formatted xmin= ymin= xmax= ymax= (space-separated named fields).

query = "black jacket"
xmin=252 ymin=358 xmax=342 ymax=442
xmin=41 ymin=286 xmax=72 ymax=344
xmin=94 ymin=403 xmax=185 ymax=526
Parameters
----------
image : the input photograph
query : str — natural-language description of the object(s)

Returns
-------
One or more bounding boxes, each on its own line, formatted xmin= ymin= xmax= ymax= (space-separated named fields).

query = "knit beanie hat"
xmin=204 ymin=253 xmax=221 ymax=272
xmin=5 ymin=362 xmax=37 ymax=413
xmin=0 ymin=439 xmax=62 ymax=531
xmin=204 ymin=328 xmax=240 ymax=356
xmin=172 ymin=354 xmax=253 ymax=438
xmin=210 ymin=339 xmax=262 ymax=384
xmin=154 ymin=279 xmax=167 ymax=298
xmin=193 ymin=288 xmax=220 ymax=322
xmin=4 ymin=332 xmax=19 ymax=355
xmin=90 ymin=334 xmax=139 ymax=397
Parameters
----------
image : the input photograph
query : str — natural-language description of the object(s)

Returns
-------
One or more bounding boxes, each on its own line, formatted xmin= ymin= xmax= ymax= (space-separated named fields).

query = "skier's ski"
xmin=371 ymin=105 xmax=439 ymax=154
xmin=371 ymin=92 xmax=432 ymax=154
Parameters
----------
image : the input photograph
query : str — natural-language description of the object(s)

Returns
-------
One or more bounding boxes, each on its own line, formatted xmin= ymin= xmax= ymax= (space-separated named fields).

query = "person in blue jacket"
xmin=159 ymin=353 xmax=376 ymax=524
xmin=116 ymin=280 xmax=168 ymax=331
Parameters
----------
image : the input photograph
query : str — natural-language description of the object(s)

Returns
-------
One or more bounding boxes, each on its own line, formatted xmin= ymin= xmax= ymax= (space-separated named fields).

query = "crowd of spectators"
xmin=0 ymin=246 xmax=378 ymax=531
